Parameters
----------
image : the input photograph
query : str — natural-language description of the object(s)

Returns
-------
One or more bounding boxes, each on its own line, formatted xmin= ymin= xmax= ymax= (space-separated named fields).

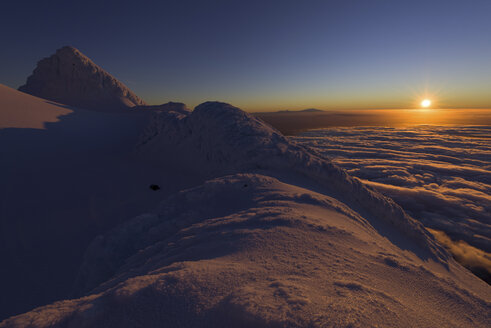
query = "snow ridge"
xmin=4 ymin=174 xmax=490 ymax=328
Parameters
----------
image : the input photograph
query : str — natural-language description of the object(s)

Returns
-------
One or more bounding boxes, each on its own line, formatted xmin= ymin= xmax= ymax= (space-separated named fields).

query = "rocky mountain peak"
xmin=19 ymin=46 xmax=146 ymax=112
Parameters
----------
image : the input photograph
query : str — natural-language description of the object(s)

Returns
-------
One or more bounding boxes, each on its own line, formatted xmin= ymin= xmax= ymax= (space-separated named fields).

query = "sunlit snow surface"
xmin=293 ymin=125 xmax=491 ymax=277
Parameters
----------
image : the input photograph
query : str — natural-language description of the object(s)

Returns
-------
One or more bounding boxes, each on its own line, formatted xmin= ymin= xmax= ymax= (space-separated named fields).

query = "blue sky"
xmin=1 ymin=0 xmax=490 ymax=111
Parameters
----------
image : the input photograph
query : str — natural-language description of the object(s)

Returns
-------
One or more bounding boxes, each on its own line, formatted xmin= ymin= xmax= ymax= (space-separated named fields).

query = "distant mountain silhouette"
xmin=19 ymin=46 xmax=146 ymax=112
xmin=277 ymin=108 xmax=325 ymax=113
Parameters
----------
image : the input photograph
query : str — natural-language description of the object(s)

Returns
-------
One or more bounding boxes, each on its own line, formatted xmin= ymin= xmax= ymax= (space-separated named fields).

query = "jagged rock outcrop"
xmin=18 ymin=46 xmax=146 ymax=111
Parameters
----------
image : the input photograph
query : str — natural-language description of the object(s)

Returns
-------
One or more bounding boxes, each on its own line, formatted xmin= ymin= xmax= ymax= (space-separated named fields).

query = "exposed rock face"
xmin=18 ymin=46 xmax=146 ymax=111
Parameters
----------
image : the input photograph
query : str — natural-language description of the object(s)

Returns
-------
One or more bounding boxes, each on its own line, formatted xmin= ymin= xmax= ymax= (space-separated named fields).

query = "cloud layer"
xmin=294 ymin=125 xmax=491 ymax=278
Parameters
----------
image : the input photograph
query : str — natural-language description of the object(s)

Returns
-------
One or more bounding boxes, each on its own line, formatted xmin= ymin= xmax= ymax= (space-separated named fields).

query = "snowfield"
xmin=293 ymin=126 xmax=491 ymax=281
xmin=1 ymin=85 xmax=490 ymax=327
xmin=0 ymin=84 xmax=72 ymax=129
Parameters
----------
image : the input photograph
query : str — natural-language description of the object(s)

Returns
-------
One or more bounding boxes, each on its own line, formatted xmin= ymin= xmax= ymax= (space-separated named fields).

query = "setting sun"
xmin=421 ymin=99 xmax=431 ymax=108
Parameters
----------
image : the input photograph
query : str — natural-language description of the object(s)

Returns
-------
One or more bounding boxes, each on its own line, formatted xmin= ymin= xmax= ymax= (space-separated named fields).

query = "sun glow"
xmin=421 ymin=99 xmax=432 ymax=108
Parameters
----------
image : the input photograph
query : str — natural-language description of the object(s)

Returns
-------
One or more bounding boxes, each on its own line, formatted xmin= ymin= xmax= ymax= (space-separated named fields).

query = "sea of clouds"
xmin=293 ymin=125 xmax=491 ymax=279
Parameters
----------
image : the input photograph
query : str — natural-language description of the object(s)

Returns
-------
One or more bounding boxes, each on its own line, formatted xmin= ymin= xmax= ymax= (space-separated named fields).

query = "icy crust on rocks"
xmin=3 ymin=174 xmax=490 ymax=328
xmin=18 ymin=46 xmax=146 ymax=111
xmin=134 ymin=101 xmax=190 ymax=114
xmin=138 ymin=102 xmax=447 ymax=261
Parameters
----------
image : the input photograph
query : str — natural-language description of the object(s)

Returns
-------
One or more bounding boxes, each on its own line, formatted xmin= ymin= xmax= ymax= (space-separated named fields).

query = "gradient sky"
xmin=1 ymin=0 xmax=491 ymax=111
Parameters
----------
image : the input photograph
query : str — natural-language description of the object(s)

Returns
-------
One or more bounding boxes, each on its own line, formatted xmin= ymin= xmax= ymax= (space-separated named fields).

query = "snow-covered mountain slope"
xmin=18 ymin=46 xmax=146 ymax=112
xmin=3 ymin=174 xmax=490 ymax=327
xmin=0 ymin=85 xmax=199 ymax=320
xmin=0 ymin=83 xmax=72 ymax=129
xmin=1 ymin=97 xmax=490 ymax=326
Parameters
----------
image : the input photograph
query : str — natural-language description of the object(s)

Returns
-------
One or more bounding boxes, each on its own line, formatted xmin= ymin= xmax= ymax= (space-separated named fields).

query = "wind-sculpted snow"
xmin=3 ymin=175 xmax=490 ymax=328
xmin=137 ymin=102 xmax=447 ymax=263
xmin=293 ymin=126 xmax=491 ymax=281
